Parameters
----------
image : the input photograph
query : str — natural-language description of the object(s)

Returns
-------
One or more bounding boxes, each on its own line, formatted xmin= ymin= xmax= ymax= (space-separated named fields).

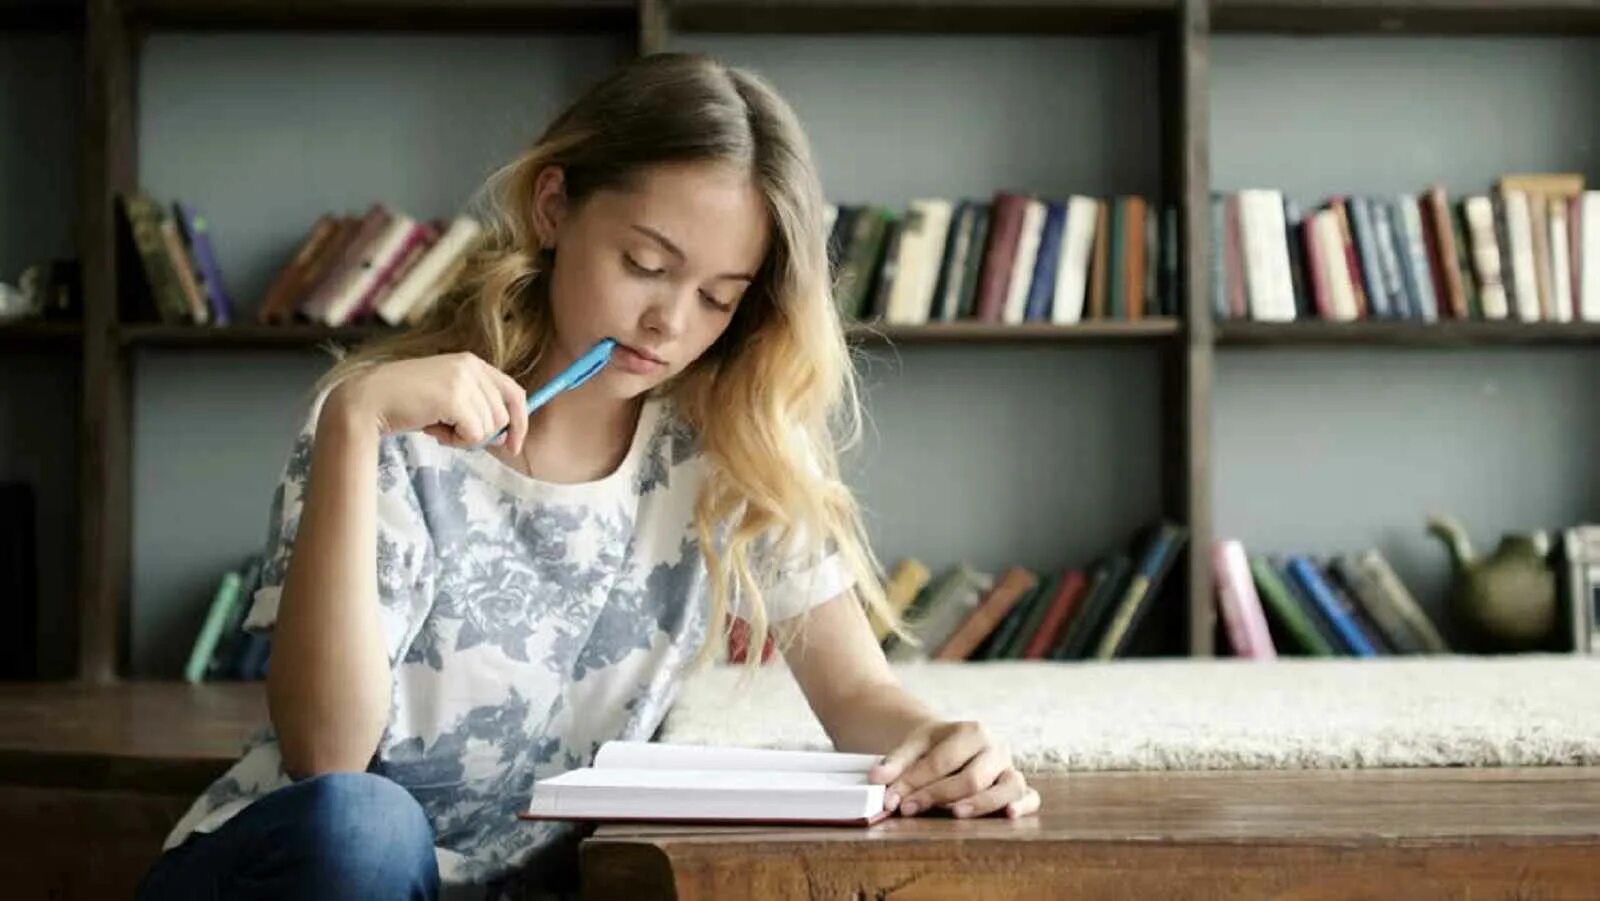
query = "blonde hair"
xmin=314 ymin=52 xmax=899 ymax=666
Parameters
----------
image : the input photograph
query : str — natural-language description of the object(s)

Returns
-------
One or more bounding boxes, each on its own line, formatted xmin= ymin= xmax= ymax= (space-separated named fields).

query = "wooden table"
xmin=580 ymin=766 xmax=1600 ymax=900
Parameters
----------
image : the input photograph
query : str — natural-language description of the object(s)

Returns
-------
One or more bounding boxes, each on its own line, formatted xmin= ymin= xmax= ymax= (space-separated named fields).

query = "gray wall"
xmin=2 ymin=32 xmax=80 ymax=678
xmin=129 ymin=33 xmax=1166 ymax=674
xmin=1210 ymin=36 xmax=1600 ymax=635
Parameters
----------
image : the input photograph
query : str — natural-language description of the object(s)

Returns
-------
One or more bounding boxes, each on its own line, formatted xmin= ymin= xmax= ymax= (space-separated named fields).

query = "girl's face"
xmin=534 ymin=160 xmax=771 ymax=398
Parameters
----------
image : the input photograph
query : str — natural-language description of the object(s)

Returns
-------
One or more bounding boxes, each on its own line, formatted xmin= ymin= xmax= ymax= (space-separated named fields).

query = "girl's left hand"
xmin=869 ymin=719 xmax=1040 ymax=819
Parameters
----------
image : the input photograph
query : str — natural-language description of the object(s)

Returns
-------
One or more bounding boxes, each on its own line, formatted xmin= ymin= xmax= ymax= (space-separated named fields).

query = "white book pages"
xmin=593 ymin=740 xmax=881 ymax=773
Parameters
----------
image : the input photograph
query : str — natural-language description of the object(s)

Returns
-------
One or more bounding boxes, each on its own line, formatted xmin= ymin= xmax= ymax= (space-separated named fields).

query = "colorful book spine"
xmin=1286 ymin=556 xmax=1377 ymax=657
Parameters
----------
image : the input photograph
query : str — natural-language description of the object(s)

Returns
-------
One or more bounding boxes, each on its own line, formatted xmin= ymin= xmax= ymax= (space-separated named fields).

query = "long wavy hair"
xmin=313 ymin=52 xmax=900 ymax=667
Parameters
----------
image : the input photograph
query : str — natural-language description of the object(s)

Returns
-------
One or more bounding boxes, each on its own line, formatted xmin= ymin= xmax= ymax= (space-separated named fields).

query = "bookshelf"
xmin=4 ymin=0 xmax=1594 ymax=682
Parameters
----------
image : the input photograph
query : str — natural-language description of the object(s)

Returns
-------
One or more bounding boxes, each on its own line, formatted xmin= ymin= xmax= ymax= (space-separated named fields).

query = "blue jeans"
xmin=137 ymin=772 xmax=440 ymax=901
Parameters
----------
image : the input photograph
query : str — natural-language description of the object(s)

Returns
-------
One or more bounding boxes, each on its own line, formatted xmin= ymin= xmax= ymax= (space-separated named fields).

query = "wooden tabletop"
xmin=581 ymin=766 xmax=1600 ymax=900
xmin=0 ymin=681 xmax=265 ymax=791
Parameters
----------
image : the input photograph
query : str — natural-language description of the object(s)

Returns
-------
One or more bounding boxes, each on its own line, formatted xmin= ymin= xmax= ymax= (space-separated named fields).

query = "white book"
xmin=1503 ymin=189 xmax=1541 ymax=322
xmin=376 ymin=216 xmax=482 ymax=326
xmin=883 ymin=199 xmax=952 ymax=325
xmin=1241 ymin=189 xmax=1296 ymax=321
xmin=1462 ymin=196 xmax=1509 ymax=320
xmin=321 ymin=213 xmax=417 ymax=326
xmin=1051 ymin=195 xmax=1099 ymax=324
xmin=1002 ymin=199 xmax=1046 ymax=324
xmin=1582 ymin=192 xmax=1600 ymax=322
xmin=1550 ymin=199 xmax=1574 ymax=323
xmin=1315 ymin=211 xmax=1358 ymax=321
xmin=522 ymin=741 xmax=889 ymax=825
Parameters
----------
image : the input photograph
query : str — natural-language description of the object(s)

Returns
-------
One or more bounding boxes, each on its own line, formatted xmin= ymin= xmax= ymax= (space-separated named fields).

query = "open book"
xmin=520 ymin=741 xmax=892 ymax=826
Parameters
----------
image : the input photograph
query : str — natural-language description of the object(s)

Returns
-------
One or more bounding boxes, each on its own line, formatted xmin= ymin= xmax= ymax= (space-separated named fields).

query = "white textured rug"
xmin=659 ymin=656 xmax=1600 ymax=771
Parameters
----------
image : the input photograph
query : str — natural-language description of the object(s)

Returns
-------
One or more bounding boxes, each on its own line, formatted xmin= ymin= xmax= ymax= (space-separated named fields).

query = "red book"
xmin=1022 ymin=570 xmax=1087 ymax=659
xmin=973 ymin=192 xmax=1031 ymax=321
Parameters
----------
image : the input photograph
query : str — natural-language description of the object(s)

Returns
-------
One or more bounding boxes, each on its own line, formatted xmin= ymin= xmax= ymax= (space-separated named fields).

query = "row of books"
xmin=182 ymin=554 xmax=271 ymax=683
xmin=256 ymin=205 xmax=482 ymax=327
xmin=1213 ymin=540 xmax=1449 ymax=659
xmin=828 ymin=192 xmax=1180 ymax=329
xmin=1213 ymin=174 xmax=1600 ymax=324
xmin=880 ymin=521 xmax=1189 ymax=662
xmin=118 ymin=188 xmax=484 ymax=330
xmin=724 ymin=521 xmax=1189 ymax=666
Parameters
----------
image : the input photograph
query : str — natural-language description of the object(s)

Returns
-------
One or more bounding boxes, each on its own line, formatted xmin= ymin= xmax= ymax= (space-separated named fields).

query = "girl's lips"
xmin=614 ymin=343 xmax=667 ymax=374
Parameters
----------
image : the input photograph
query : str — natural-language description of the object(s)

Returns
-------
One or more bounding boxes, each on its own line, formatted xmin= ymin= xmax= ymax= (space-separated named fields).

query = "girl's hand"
xmin=327 ymin=352 xmax=530 ymax=454
xmin=870 ymin=720 xmax=1040 ymax=819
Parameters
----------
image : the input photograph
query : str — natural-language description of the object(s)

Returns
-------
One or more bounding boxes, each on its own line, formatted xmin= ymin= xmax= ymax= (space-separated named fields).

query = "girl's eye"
xmin=701 ymin=292 xmax=735 ymax=314
xmin=623 ymin=253 xmax=665 ymax=277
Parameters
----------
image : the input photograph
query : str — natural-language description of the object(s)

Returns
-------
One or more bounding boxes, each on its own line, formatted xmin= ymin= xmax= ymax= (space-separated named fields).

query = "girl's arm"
xmin=781 ymin=591 xmax=1041 ymax=819
xmin=267 ymin=398 xmax=395 ymax=779
xmin=778 ymin=589 xmax=936 ymax=754
xmin=268 ymin=353 xmax=530 ymax=779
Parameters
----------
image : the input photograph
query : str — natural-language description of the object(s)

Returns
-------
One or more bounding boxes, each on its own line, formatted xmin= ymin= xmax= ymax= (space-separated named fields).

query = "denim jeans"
xmin=137 ymin=771 xmax=440 ymax=901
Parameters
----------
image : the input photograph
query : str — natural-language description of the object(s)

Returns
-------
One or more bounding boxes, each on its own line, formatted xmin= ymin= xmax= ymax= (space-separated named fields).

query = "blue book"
xmin=1384 ymin=199 xmax=1422 ymax=320
xmin=1347 ymin=197 xmax=1390 ymax=319
xmin=1024 ymin=201 xmax=1067 ymax=321
xmin=1286 ymin=556 xmax=1377 ymax=657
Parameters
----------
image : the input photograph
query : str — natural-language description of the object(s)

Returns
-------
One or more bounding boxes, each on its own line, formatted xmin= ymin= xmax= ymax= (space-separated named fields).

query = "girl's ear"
xmin=530 ymin=164 xmax=568 ymax=248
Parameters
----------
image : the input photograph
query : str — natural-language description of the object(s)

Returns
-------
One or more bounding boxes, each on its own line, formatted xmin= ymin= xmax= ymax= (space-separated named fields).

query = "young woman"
xmin=139 ymin=51 xmax=1038 ymax=901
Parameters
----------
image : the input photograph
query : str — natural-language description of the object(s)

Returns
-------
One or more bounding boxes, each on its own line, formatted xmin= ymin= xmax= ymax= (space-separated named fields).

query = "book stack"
xmin=829 ymin=192 xmax=1178 ymax=328
xmin=876 ymin=520 xmax=1189 ymax=663
xmin=1212 ymin=539 xmax=1450 ymax=659
xmin=1212 ymin=174 xmax=1600 ymax=324
xmin=181 ymin=554 xmax=271 ymax=683
xmin=117 ymin=192 xmax=237 ymax=325
xmin=256 ymin=205 xmax=482 ymax=327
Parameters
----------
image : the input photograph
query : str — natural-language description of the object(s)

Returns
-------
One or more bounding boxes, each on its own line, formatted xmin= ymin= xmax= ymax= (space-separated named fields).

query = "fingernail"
xmin=884 ymin=791 xmax=900 ymax=811
xmin=953 ymin=804 xmax=971 ymax=818
xmin=901 ymin=801 xmax=919 ymax=817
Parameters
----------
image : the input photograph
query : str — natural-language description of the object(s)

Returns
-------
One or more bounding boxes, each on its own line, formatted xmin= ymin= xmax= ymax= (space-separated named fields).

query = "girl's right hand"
xmin=326 ymin=352 xmax=530 ymax=454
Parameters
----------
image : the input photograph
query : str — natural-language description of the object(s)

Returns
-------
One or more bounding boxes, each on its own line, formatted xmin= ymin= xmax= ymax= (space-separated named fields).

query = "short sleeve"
xmin=736 ymin=525 xmax=856 ymax=624
xmin=242 ymin=388 xmax=435 ymax=667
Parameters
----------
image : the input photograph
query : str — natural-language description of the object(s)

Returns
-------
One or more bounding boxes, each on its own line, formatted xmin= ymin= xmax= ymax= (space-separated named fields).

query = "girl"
xmin=139 ymin=51 xmax=1038 ymax=901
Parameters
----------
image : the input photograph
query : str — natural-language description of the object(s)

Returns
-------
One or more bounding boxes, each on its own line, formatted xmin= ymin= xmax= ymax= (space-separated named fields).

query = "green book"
xmin=997 ymin=571 xmax=1062 ymax=659
xmin=1093 ymin=522 xmax=1187 ymax=660
xmin=1248 ymin=556 xmax=1334 ymax=656
xmin=955 ymin=204 xmax=992 ymax=320
xmin=978 ymin=580 xmax=1042 ymax=661
xmin=1052 ymin=554 xmax=1132 ymax=660
xmin=184 ymin=570 xmax=243 ymax=683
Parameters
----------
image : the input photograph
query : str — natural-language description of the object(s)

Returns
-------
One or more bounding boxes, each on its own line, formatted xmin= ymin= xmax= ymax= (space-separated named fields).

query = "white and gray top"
xmin=163 ymin=388 xmax=851 ymax=899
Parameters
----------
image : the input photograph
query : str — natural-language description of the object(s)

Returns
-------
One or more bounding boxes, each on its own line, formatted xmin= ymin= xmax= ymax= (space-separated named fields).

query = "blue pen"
xmin=476 ymin=337 xmax=618 ymax=450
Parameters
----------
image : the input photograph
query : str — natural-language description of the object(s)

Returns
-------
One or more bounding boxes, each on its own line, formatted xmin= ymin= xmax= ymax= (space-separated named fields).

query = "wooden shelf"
xmin=123 ymin=0 xmax=636 ymax=31
xmin=119 ymin=322 xmax=397 ymax=348
xmin=666 ymin=0 xmax=1177 ymax=34
xmin=1211 ymin=0 xmax=1600 ymax=34
xmin=852 ymin=318 xmax=1184 ymax=344
xmin=1217 ymin=319 xmax=1600 ymax=348
xmin=0 ymin=319 xmax=83 ymax=349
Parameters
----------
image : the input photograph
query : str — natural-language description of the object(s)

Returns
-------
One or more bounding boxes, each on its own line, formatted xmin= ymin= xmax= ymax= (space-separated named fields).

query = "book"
xmin=520 ymin=741 xmax=891 ymax=826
